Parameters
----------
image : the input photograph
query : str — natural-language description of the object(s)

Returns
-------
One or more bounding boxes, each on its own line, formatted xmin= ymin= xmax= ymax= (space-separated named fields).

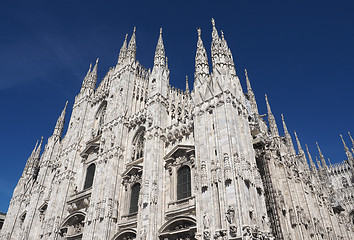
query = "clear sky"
xmin=0 ymin=0 xmax=353 ymax=212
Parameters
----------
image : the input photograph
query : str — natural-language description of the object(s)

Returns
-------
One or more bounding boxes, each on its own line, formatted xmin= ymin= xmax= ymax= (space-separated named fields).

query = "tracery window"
xmin=132 ymin=127 xmax=145 ymax=161
xmin=83 ymin=163 xmax=96 ymax=190
xmin=93 ymin=101 xmax=107 ymax=137
xmin=342 ymin=177 xmax=349 ymax=188
xmin=129 ymin=183 xmax=140 ymax=214
xmin=177 ymin=166 xmax=191 ymax=200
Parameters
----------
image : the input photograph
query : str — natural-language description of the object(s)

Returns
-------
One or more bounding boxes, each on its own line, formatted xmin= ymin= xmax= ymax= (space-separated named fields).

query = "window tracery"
xmin=83 ymin=164 xmax=95 ymax=190
xmin=131 ymin=127 xmax=145 ymax=162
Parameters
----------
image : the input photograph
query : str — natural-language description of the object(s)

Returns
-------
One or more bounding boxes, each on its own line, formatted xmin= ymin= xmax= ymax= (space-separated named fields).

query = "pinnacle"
xmin=185 ymin=75 xmax=189 ymax=93
xmin=153 ymin=27 xmax=166 ymax=68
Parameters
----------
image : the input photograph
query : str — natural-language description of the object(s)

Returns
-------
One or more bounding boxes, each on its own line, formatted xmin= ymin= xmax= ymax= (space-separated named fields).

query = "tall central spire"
xmin=194 ymin=28 xmax=209 ymax=87
xmin=265 ymin=94 xmax=279 ymax=137
xmin=153 ymin=28 xmax=166 ymax=68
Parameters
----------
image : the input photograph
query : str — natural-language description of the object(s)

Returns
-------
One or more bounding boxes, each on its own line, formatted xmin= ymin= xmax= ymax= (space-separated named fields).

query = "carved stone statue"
xmin=226 ymin=205 xmax=235 ymax=224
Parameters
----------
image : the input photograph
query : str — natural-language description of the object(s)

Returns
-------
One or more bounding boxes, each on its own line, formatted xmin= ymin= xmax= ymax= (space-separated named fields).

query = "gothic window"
xmin=132 ymin=127 xmax=145 ymax=161
xmin=177 ymin=166 xmax=191 ymax=200
xmin=342 ymin=177 xmax=349 ymax=188
xmin=129 ymin=183 xmax=140 ymax=214
xmin=93 ymin=101 xmax=107 ymax=137
xmin=83 ymin=163 xmax=96 ymax=190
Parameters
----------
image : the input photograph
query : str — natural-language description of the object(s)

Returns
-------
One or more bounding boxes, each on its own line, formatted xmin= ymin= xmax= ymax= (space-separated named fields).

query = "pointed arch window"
xmin=177 ymin=166 xmax=191 ymax=200
xmin=93 ymin=101 xmax=107 ymax=137
xmin=129 ymin=183 xmax=140 ymax=214
xmin=84 ymin=163 xmax=96 ymax=190
xmin=132 ymin=127 xmax=145 ymax=161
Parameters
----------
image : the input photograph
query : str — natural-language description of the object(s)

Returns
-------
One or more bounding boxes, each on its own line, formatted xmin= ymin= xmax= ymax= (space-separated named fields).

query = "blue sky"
xmin=0 ymin=0 xmax=353 ymax=212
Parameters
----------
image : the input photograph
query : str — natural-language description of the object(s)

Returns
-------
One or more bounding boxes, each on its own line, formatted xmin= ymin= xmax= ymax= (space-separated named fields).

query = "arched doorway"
xmin=112 ymin=229 xmax=137 ymax=240
xmin=159 ymin=216 xmax=196 ymax=240
xmin=59 ymin=212 xmax=85 ymax=239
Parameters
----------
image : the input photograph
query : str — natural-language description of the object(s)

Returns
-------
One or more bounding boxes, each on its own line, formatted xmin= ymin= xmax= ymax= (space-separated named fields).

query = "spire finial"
xmin=153 ymin=27 xmax=166 ymax=68
xmin=185 ymin=75 xmax=189 ymax=93
xmin=306 ymin=144 xmax=317 ymax=171
xmin=245 ymin=69 xmax=259 ymax=115
xmin=211 ymin=18 xmax=215 ymax=27
xmin=294 ymin=131 xmax=304 ymax=155
xmin=348 ymin=131 xmax=354 ymax=147
xmin=127 ymin=27 xmax=137 ymax=63
xmin=316 ymin=142 xmax=327 ymax=167
xmin=53 ymin=101 xmax=68 ymax=139
xmin=117 ymin=34 xmax=128 ymax=66
xmin=265 ymin=94 xmax=279 ymax=137
xmin=194 ymin=27 xmax=209 ymax=87
xmin=281 ymin=114 xmax=295 ymax=155
xmin=340 ymin=134 xmax=354 ymax=163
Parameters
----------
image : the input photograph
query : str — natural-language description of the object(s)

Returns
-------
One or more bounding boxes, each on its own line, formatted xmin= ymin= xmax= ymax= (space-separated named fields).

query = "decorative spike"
xmin=53 ymin=101 xmax=68 ymax=139
xmin=328 ymin=158 xmax=332 ymax=167
xmin=348 ymin=131 xmax=354 ymax=148
xmin=265 ymin=94 xmax=279 ymax=137
xmin=117 ymin=34 xmax=128 ymax=65
xmin=127 ymin=27 xmax=136 ymax=63
xmin=294 ymin=131 xmax=305 ymax=156
xmin=153 ymin=28 xmax=166 ymax=68
xmin=245 ymin=69 xmax=259 ymax=115
xmin=185 ymin=75 xmax=189 ymax=93
xmin=281 ymin=114 xmax=296 ymax=155
xmin=316 ymin=156 xmax=322 ymax=169
xmin=194 ymin=28 xmax=209 ymax=87
xmin=316 ymin=142 xmax=327 ymax=168
xmin=306 ymin=144 xmax=317 ymax=172
xmin=211 ymin=18 xmax=222 ymax=70
xmin=340 ymin=134 xmax=354 ymax=164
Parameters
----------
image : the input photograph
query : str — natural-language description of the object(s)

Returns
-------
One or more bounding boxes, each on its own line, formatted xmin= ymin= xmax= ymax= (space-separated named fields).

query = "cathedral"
xmin=1 ymin=19 xmax=353 ymax=240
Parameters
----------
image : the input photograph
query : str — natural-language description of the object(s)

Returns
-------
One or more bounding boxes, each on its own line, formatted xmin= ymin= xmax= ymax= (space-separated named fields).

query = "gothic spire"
xmin=53 ymin=101 xmax=68 ymax=139
xmin=340 ymin=134 xmax=354 ymax=164
xmin=127 ymin=27 xmax=136 ymax=63
xmin=316 ymin=142 xmax=327 ymax=168
xmin=185 ymin=75 xmax=190 ymax=93
xmin=265 ymin=94 xmax=279 ymax=137
xmin=153 ymin=28 xmax=166 ymax=68
xmin=194 ymin=28 xmax=209 ymax=87
xmin=306 ymin=144 xmax=317 ymax=172
xmin=245 ymin=69 xmax=259 ymax=115
xmin=117 ymin=34 xmax=128 ymax=66
xmin=294 ymin=131 xmax=305 ymax=157
xmin=85 ymin=58 xmax=99 ymax=91
xmin=211 ymin=18 xmax=222 ymax=70
xmin=348 ymin=131 xmax=354 ymax=148
xmin=281 ymin=114 xmax=295 ymax=155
